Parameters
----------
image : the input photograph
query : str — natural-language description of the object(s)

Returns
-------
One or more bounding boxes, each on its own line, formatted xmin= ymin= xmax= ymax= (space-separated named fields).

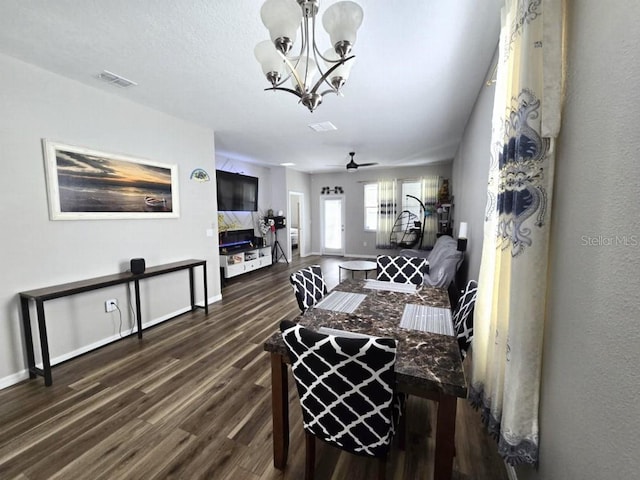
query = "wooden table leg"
xmin=433 ymin=395 xmax=457 ymax=480
xmin=271 ymin=353 xmax=289 ymax=469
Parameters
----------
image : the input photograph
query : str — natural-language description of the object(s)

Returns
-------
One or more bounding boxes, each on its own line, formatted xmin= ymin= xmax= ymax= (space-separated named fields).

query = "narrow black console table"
xmin=19 ymin=259 xmax=208 ymax=386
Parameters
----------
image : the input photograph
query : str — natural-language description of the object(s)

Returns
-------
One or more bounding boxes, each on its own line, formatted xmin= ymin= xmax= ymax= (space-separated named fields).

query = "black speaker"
xmin=274 ymin=216 xmax=286 ymax=229
xmin=130 ymin=258 xmax=146 ymax=274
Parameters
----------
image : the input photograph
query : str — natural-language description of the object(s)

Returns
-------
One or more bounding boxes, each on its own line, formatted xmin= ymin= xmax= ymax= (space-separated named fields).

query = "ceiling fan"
xmin=345 ymin=152 xmax=377 ymax=172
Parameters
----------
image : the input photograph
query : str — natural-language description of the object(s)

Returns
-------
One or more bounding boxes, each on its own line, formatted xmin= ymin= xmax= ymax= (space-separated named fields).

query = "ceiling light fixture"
xmin=254 ymin=0 xmax=363 ymax=113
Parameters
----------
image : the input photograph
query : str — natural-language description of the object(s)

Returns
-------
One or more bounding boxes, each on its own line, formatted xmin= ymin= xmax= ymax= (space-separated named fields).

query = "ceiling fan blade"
xmin=344 ymin=152 xmax=377 ymax=171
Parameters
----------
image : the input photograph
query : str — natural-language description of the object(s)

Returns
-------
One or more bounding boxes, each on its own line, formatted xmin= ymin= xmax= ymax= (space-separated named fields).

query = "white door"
xmin=321 ymin=196 xmax=345 ymax=255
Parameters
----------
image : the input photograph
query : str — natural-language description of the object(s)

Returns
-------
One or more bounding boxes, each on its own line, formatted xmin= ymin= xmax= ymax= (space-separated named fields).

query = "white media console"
xmin=219 ymin=245 xmax=272 ymax=278
xmin=219 ymin=228 xmax=273 ymax=279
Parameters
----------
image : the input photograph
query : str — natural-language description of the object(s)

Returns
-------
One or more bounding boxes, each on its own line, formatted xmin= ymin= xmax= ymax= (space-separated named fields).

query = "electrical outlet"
xmin=105 ymin=298 xmax=118 ymax=312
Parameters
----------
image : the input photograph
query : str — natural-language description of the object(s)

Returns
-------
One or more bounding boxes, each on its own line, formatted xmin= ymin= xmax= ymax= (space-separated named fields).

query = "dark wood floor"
xmin=0 ymin=254 xmax=508 ymax=480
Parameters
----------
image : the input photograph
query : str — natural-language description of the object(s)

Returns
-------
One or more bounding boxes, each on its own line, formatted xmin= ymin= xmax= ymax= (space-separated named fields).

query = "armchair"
xmin=399 ymin=235 xmax=464 ymax=288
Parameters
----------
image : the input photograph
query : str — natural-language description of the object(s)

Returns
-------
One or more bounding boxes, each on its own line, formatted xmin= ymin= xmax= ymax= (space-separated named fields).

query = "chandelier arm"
xmin=301 ymin=14 xmax=314 ymax=89
xmin=281 ymin=54 xmax=305 ymax=92
xmin=309 ymin=55 xmax=355 ymax=95
xmin=313 ymin=41 xmax=334 ymax=64
xmin=275 ymin=15 xmax=310 ymax=93
xmin=309 ymin=20 xmax=333 ymax=91
xmin=318 ymin=88 xmax=344 ymax=97
xmin=270 ymin=71 xmax=294 ymax=89
xmin=263 ymin=86 xmax=303 ymax=98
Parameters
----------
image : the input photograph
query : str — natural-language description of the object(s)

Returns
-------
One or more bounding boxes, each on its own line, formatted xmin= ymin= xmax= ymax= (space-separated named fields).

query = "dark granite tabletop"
xmin=264 ymin=278 xmax=467 ymax=398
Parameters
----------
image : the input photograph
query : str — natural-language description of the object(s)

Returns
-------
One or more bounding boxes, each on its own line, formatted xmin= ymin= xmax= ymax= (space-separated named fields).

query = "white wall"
xmin=519 ymin=1 xmax=640 ymax=478
xmin=268 ymin=166 xmax=289 ymax=261
xmin=452 ymin=52 xmax=496 ymax=281
xmin=309 ymin=164 xmax=453 ymax=257
xmin=0 ymin=54 xmax=219 ymax=387
xmin=453 ymin=1 xmax=640 ymax=478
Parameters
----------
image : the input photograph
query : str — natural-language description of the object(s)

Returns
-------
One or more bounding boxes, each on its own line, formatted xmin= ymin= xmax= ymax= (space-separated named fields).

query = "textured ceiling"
xmin=0 ymin=0 xmax=501 ymax=173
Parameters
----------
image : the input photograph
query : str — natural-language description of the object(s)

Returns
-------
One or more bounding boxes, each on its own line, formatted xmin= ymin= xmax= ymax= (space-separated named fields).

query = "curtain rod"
xmin=356 ymin=175 xmax=442 ymax=184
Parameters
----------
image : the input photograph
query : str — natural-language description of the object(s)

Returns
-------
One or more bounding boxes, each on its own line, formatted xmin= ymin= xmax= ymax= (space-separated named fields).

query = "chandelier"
xmin=254 ymin=0 xmax=364 ymax=112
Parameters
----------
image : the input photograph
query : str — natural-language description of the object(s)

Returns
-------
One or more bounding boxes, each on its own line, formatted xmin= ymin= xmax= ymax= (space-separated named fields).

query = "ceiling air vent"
xmin=97 ymin=70 xmax=138 ymax=88
xmin=308 ymin=121 xmax=337 ymax=132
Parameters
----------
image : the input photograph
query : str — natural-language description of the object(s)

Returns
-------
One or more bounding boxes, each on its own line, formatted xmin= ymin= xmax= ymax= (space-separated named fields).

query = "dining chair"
xmin=376 ymin=254 xmax=428 ymax=285
xmin=289 ymin=265 xmax=328 ymax=313
xmin=452 ymin=280 xmax=478 ymax=359
xmin=280 ymin=320 xmax=404 ymax=480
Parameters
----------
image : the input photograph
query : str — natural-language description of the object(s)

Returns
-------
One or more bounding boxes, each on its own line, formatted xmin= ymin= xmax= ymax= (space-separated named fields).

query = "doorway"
xmin=288 ymin=191 xmax=304 ymax=259
xmin=321 ymin=195 xmax=345 ymax=256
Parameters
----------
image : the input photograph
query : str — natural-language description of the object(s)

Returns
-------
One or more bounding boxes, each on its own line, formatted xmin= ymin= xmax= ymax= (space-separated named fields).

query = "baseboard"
xmin=0 ymin=303 xmax=216 ymax=391
xmin=345 ymin=253 xmax=377 ymax=259
xmin=47 ymin=305 xmax=195 ymax=367
xmin=306 ymin=252 xmax=378 ymax=259
xmin=0 ymin=370 xmax=30 ymax=390
xmin=207 ymin=294 xmax=222 ymax=304
xmin=506 ymin=463 xmax=518 ymax=480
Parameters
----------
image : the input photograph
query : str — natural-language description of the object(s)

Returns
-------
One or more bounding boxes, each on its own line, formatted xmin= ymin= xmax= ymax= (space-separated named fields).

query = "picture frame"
xmin=42 ymin=140 xmax=179 ymax=220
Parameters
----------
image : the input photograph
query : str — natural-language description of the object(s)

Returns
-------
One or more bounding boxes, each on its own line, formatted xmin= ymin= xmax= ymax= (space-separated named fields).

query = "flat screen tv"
xmin=216 ymin=170 xmax=259 ymax=212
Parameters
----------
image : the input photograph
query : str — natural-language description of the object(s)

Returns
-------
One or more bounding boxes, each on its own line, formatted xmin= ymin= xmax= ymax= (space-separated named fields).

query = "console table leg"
xmin=35 ymin=300 xmax=53 ymax=386
xmin=134 ymin=279 xmax=142 ymax=339
xmin=189 ymin=267 xmax=195 ymax=311
xmin=202 ymin=263 xmax=208 ymax=315
xmin=20 ymin=296 xmax=37 ymax=379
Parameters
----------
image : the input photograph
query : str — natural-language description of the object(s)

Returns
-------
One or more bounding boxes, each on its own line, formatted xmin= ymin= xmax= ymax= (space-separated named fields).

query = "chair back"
xmin=290 ymin=265 xmax=327 ymax=312
xmin=453 ymin=280 xmax=478 ymax=358
xmin=376 ymin=255 xmax=428 ymax=285
xmin=280 ymin=320 xmax=398 ymax=458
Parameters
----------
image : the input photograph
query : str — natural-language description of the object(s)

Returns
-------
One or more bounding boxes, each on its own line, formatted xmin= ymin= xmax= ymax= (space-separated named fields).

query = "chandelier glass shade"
xmin=255 ymin=0 xmax=363 ymax=112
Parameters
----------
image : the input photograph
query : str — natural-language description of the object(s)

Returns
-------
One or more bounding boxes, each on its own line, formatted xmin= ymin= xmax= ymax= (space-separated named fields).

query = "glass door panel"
xmin=321 ymin=196 xmax=345 ymax=255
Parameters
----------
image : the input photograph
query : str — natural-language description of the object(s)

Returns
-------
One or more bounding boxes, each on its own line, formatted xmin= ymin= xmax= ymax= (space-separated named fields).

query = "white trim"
xmin=208 ymin=293 xmax=222 ymax=304
xmin=44 ymin=305 xmax=193 ymax=367
xmin=320 ymin=195 xmax=346 ymax=256
xmin=345 ymin=253 xmax=377 ymax=259
xmin=0 ymin=370 xmax=30 ymax=390
xmin=0 ymin=301 xmax=221 ymax=391
xmin=288 ymin=190 xmax=305 ymax=261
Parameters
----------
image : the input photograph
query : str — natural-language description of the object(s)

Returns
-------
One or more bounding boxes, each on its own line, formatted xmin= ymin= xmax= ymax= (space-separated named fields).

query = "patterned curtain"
xmin=470 ymin=0 xmax=563 ymax=466
xmin=420 ymin=176 xmax=439 ymax=248
xmin=376 ymin=179 xmax=397 ymax=248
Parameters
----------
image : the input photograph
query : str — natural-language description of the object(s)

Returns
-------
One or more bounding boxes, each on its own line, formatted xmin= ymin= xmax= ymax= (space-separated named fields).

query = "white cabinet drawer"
xmin=244 ymin=259 xmax=260 ymax=272
xmin=259 ymin=256 xmax=272 ymax=267
xmin=225 ymin=263 xmax=245 ymax=278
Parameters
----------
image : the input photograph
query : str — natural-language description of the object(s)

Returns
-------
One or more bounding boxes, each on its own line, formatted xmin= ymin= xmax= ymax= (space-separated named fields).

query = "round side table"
xmin=338 ymin=260 xmax=377 ymax=282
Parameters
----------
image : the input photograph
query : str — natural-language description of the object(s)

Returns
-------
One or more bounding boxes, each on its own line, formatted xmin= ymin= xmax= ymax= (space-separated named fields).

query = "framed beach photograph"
xmin=42 ymin=140 xmax=179 ymax=220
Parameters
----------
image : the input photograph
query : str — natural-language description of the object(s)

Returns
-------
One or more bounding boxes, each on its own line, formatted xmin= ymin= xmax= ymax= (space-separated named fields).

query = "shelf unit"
xmin=437 ymin=203 xmax=454 ymax=236
xmin=220 ymin=245 xmax=272 ymax=278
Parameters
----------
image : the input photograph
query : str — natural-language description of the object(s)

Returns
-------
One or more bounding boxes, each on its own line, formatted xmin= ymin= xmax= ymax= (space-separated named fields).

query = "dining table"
xmin=263 ymin=278 xmax=468 ymax=480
